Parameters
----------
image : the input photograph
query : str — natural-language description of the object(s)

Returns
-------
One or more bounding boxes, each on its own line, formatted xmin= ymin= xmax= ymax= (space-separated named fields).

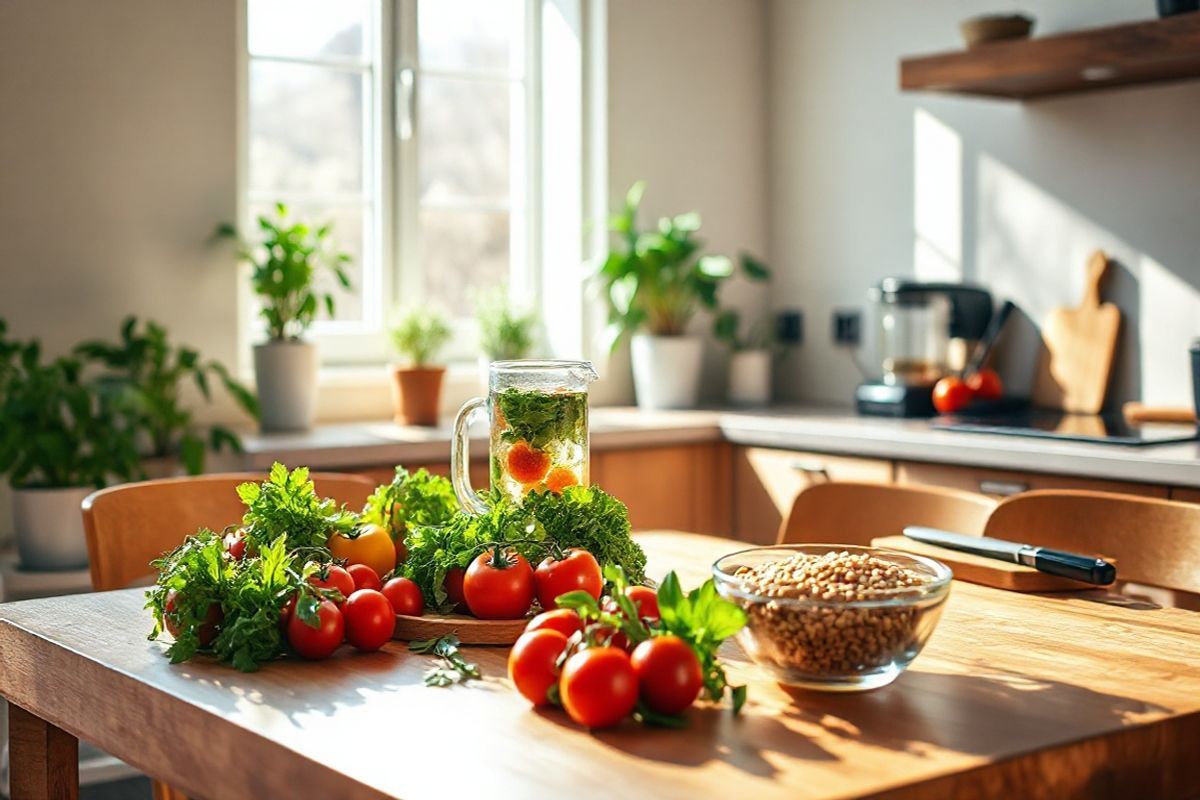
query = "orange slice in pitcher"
xmin=507 ymin=441 xmax=551 ymax=484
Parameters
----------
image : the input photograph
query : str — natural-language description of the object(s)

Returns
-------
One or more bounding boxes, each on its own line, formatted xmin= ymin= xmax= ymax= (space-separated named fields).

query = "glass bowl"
xmin=713 ymin=544 xmax=952 ymax=692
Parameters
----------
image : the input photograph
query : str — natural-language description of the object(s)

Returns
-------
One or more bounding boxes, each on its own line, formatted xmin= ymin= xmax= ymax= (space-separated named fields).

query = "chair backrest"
xmin=778 ymin=481 xmax=996 ymax=546
xmin=984 ymin=490 xmax=1200 ymax=594
xmin=82 ymin=472 xmax=377 ymax=591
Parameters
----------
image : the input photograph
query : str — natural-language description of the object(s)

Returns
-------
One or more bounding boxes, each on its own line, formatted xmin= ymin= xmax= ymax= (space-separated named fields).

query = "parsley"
xmin=361 ymin=466 xmax=458 ymax=539
xmin=409 ymin=634 xmax=480 ymax=686
xmin=519 ymin=486 xmax=646 ymax=583
xmin=236 ymin=462 xmax=358 ymax=551
xmin=495 ymin=388 xmax=587 ymax=450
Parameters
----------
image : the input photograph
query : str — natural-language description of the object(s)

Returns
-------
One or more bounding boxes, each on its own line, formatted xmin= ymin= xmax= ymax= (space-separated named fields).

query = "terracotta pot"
xmin=390 ymin=365 xmax=446 ymax=426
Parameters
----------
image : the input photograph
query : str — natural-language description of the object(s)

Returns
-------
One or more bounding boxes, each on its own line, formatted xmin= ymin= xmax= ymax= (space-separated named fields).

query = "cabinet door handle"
xmin=978 ymin=479 xmax=1029 ymax=497
xmin=791 ymin=460 xmax=831 ymax=481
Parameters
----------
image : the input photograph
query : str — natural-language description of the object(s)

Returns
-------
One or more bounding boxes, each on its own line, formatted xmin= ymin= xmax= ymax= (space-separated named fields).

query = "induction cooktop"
xmin=930 ymin=410 xmax=1200 ymax=446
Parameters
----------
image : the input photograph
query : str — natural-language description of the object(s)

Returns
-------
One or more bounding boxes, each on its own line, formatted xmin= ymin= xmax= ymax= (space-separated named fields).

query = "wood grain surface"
xmin=2 ymin=532 xmax=1199 ymax=800
xmin=870 ymin=535 xmax=1102 ymax=592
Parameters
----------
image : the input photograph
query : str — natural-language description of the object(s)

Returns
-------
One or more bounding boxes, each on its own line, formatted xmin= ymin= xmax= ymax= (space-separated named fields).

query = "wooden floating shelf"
xmin=901 ymin=13 xmax=1200 ymax=99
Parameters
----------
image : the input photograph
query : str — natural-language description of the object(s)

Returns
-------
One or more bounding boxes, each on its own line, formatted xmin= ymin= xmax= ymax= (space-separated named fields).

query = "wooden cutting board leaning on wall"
xmin=1032 ymin=250 xmax=1121 ymax=414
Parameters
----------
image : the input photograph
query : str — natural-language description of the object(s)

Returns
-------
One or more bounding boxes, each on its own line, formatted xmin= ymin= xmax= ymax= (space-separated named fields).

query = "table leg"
xmin=8 ymin=704 xmax=78 ymax=800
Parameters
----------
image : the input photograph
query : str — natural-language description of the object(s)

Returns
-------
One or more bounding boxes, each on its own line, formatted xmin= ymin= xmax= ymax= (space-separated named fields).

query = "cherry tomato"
xmin=624 ymin=585 xmax=660 ymax=621
xmin=164 ymin=590 xmax=222 ymax=647
xmin=287 ymin=599 xmax=344 ymax=660
xmin=347 ymin=563 xmax=382 ymax=592
xmin=631 ymin=635 xmax=703 ymax=715
xmin=393 ymin=534 xmax=409 ymax=568
xmin=534 ymin=549 xmax=602 ymax=611
xmin=308 ymin=563 xmax=355 ymax=603
xmin=342 ymin=589 xmax=395 ymax=652
xmin=525 ymin=608 xmax=583 ymax=638
xmin=279 ymin=594 xmax=297 ymax=631
xmin=444 ymin=567 xmax=468 ymax=612
xmin=328 ymin=523 xmax=397 ymax=578
xmin=932 ymin=376 xmax=973 ymax=414
xmin=508 ymin=629 xmax=569 ymax=706
xmin=382 ymin=577 xmax=424 ymax=616
xmin=966 ymin=368 xmax=1003 ymax=401
xmin=559 ymin=647 xmax=638 ymax=729
xmin=464 ymin=550 xmax=535 ymax=620
xmin=223 ymin=529 xmax=248 ymax=561
xmin=506 ymin=441 xmax=551 ymax=485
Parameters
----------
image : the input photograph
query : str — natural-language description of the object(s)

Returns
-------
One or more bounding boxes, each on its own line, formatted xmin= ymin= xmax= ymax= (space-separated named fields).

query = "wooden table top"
xmin=1 ymin=531 xmax=1198 ymax=800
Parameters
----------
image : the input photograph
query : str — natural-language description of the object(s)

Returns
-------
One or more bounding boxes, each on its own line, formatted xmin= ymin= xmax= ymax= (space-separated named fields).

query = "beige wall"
xmin=768 ymin=0 xmax=1200 ymax=407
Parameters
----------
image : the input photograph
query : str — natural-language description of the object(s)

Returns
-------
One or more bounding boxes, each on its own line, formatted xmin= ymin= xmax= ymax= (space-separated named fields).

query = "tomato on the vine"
xmin=347 ymin=563 xmax=382 ymax=592
xmin=287 ymin=599 xmax=344 ymax=660
xmin=342 ymin=589 xmax=395 ymax=652
xmin=559 ymin=647 xmax=638 ymax=729
xmin=308 ymin=563 xmax=355 ymax=603
xmin=534 ymin=548 xmax=602 ymax=610
xmin=382 ymin=577 xmax=423 ymax=616
xmin=631 ymin=635 xmax=703 ymax=715
xmin=525 ymin=608 xmax=583 ymax=638
xmin=223 ymin=528 xmax=248 ymax=561
xmin=464 ymin=549 xmax=535 ymax=620
xmin=508 ymin=629 xmax=569 ymax=706
xmin=624 ymin=585 xmax=660 ymax=621
xmin=164 ymin=590 xmax=222 ymax=647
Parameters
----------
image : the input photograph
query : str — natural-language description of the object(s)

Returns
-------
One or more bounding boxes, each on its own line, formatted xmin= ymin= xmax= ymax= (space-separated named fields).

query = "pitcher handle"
xmin=451 ymin=396 xmax=491 ymax=516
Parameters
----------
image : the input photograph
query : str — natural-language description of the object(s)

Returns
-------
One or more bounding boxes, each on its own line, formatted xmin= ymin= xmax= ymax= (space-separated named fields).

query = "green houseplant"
xmin=389 ymin=308 xmax=452 ymax=426
xmin=473 ymin=286 xmax=538 ymax=389
xmin=713 ymin=254 xmax=779 ymax=407
xmin=217 ymin=202 xmax=352 ymax=432
xmin=596 ymin=182 xmax=765 ymax=409
xmin=76 ymin=317 xmax=260 ymax=476
xmin=0 ymin=322 xmax=142 ymax=569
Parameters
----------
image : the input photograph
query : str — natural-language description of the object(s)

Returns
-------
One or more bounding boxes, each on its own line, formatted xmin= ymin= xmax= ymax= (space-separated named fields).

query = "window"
xmin=242 ymin=0 xmax=540 ymax=364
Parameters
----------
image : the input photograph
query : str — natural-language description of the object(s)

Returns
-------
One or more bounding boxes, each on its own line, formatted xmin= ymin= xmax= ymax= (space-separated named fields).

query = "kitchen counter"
xmin=228 ymin=405 xmax=1200 ymax=489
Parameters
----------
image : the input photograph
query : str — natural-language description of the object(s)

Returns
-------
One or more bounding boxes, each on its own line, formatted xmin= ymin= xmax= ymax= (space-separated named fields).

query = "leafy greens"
xmin=495 ymin=388 xmax=587 ymax=450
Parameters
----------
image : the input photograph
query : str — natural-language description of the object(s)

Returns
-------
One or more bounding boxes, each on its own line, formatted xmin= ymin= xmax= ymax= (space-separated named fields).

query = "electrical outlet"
xmin=776 ymin=309 xmax=803 ymax=345
xmin=832 ymin=309 xmax=862 ymax=346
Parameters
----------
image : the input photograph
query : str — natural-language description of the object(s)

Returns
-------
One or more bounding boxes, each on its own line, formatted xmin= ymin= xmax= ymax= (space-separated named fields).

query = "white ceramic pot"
xmin=729 ymin=349 xmax=772 ymax=407
xmin=12 ymin=485 xmax=94 ymax=571
xmin=630 ymin=334 xmax=704 ymax=410
xmin=254 ymin=340 xmax=318 ymax=432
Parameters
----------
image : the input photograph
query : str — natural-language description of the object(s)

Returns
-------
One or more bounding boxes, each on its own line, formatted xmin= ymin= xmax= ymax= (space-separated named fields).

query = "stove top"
xmin=930 ymin=410 xmax=1199 ymax=446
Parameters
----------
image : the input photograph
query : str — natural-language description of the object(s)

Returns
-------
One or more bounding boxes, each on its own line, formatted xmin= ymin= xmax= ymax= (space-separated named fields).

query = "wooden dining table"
xmin=1 ymin=531 xmax=1198 ymax=800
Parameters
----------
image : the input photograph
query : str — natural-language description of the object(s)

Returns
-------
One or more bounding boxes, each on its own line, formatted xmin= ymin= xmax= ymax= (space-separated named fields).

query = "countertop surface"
xmin=228 ymin=405 xmax=1200 ymax=488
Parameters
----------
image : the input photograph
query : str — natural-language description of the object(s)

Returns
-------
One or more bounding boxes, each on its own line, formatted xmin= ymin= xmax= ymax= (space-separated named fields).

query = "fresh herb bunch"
xmin=237 ymin=463 xmax=359 ymax=552
xmin=361 ymin=466 xmax=458 ymax=540
xmin=474 ymin=286 xmax=537 ymax=360
xmin=217 ymin=202 xmax=353 ymax=341
xmin=496 ymin=388 xmax=588 ymax=451
xmin=409 ymin=634 xmax=481 ymax=687
xmin=76 ymin=316 xmax=259 ymax=475
xmin=391 ymin=307 xmax=452 ymax=367
xmin=519 ymin=486 xmax=646 ymax=582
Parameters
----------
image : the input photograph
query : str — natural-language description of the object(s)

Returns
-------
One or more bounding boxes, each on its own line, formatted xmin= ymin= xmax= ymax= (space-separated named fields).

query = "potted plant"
xmin=0 ymin=322 xmax=142 ymax=570
xmin=713 ymin=255 xmax=780 ymax=407
xmin=596 ymin=182 xmax=764 ymax=409
xmin=390 ymin=308 xmax=452 ymax=426
xmin=474 ymin=285 xmax=538 ymax=388
xmin=76 ymin=317 xmax=260 ymax=477
xmin=218 ymin=203 xmax=352 ymax=432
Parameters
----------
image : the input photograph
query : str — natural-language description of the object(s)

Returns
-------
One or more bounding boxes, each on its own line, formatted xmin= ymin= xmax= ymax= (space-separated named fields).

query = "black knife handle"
xmin=1033 ymin=549 xmax=1117 ymax=586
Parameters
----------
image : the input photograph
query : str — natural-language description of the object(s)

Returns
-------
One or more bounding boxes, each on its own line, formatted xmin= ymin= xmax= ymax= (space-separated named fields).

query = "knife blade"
xmin=903 ymin=526 xmax=1116 ymax=586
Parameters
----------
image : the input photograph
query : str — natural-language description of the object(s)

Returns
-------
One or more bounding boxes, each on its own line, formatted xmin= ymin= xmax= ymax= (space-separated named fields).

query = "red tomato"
xmin=279 ymin=594 xmax=297 ymax=631
xmin=624 ymin=585 xmax=660 ymax=621
xmin=347 ymin=563 xmax=382 ymax=592
xmin=508 ymin=629 xmax=569 ymax=706
xmin=164 ymin=590 xmax=222 ymax=647
xmin=966 ymin=368 xmax=1003 ymax=400
xmin=464 ymin=549 xmax=535 ymax=620
xmin=534 ymin=549 xmax=602 ymax=611
xmin=932 ymin=376 xmax=973 ymax=414
xmin=342 ymin=589 xmax=395 ymax=652
xmin=382 ymin=577 xmax=424 ymax=617
xmin=631 ymin=635 xmax=703 ymax=715
xmin=444 ymin=567 xmax=468 ymax=611
xmin=559 ymin=647 xmax=638 ymax=729
xmin=393 ymin=534 xmax=409 ymax=568
xmin=308 ymin=564 xmax=355 ymax=603
xmin=506 ymin=441 xmax=551 ymax=485
xmin=287 ymin=599 xmax=344 ymax=660
xmin=525 ymin=608 xmax=583 ymax=638
xmin=223 ymin=529 xmax=248 ymax=561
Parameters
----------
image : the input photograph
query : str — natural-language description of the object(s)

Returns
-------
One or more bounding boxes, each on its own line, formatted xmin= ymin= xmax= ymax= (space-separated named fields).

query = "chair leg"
xmin=151 ymin=779 xmax=188 ymax=800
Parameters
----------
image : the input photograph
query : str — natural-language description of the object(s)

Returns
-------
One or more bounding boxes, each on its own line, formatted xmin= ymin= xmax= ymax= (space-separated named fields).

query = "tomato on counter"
xmin=464 ymin=549 xmax=535 ymax=620
xmin=966 ymin=368 xmax=1003 ymax=400
xmin=932 ymin=376 xmax=973 ymax=413
xmin=534 ymin=549 xmax=602 ymax=611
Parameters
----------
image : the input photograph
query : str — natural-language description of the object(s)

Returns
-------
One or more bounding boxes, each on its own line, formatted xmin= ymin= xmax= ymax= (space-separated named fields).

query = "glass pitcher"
xmin=451 ymin=360 xmax=598 ymax=515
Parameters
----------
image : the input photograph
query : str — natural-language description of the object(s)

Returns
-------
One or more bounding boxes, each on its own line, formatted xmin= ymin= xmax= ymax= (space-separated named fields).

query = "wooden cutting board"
xmin=1032 ymin=250 xmax=1121 ymax=413
xmin=392 ymin=612 xmax=527 ymax=645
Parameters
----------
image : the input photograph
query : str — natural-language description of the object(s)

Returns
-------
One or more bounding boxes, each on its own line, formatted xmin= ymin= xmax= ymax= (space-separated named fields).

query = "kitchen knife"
xmin=903 ymin=526 xmax=1116 ymax=586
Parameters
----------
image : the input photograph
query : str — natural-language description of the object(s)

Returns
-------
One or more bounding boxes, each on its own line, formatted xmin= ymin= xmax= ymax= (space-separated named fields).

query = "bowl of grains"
xmin=713 ymin=545 xmax=952 ymax=691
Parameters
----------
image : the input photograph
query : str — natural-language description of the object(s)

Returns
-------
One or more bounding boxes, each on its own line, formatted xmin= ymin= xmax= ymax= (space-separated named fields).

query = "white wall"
xmin=768 ymin=0 xmax=1200 ymax=408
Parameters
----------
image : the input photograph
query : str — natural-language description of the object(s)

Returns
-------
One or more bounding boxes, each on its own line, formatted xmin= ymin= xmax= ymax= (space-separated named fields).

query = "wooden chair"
xmin=82 ymin=472 xmax=376 ymax=591
xmin=777 ymin=481 xmax=996 ymax=546
xmin=985 ymin=490 xmax=1200 ymax=595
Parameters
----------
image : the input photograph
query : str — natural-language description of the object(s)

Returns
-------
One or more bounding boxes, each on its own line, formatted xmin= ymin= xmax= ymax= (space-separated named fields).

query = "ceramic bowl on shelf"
xmin=959 ymin=13 xmax=1035 ymax=48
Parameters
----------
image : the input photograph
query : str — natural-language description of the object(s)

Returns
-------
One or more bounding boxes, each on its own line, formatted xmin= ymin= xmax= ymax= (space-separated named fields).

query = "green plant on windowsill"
xmin=391 ymin=308 xmax=453 ymax=368
xmin=389 ymin=308 xmax=453 ymax=426
xmin=713 ymin=254 xmax=780 ymax=353
xmin=474 ymin=286 xmax=538 ymax=360
xmin=216 ymin=202 xmax=353 ymax=342
xmin=76 ymin=317 xmax=260 ymax=476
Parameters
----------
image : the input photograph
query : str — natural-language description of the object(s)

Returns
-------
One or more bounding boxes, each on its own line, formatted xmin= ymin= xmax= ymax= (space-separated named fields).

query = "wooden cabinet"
xmin=896 ymin=461 xmax=1167 ymax=499
xmin=591 ymin=443 xmax=731 ymax=536
xmin=732 ymin=447 xmax=893 ymax=545
xmin=1171 ymin=488 xmax=1200 ymax=504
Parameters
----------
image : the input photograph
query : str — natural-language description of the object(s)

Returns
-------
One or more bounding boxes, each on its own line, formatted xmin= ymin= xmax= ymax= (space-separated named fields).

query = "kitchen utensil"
xmin=1122 ymin=402 xmax=1197 ymax=425
xmin=960 ymin=14 xmax=1035 ymax=48
xmin=965 ymin=299 xmax=1015 ymax=376
xmin=1032 ymin=251 xmax=1120 ymax=414
xmin=904 ymin=526 xmax=1115 ymax=585
xmin=451 ymin=359 xmax=597 ymax=515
